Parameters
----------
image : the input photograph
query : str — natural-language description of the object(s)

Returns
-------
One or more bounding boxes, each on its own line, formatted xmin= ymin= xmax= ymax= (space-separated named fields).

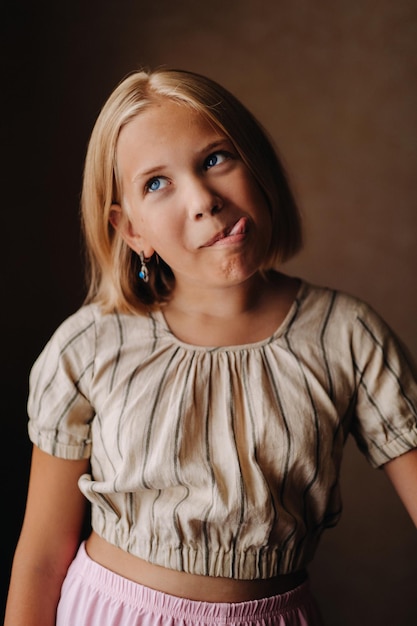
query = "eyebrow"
xmin=133 ymin=165 xmax=166 ymax=182
xmin=132 ymin=138 xmax=234 ymax=183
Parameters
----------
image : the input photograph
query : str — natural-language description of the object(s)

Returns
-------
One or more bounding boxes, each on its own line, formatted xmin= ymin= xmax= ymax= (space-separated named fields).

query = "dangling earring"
xmin=138 ymin=252 xmax=149 ymax=283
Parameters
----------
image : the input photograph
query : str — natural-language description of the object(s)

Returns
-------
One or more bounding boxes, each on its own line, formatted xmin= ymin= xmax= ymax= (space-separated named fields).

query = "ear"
xmin=109 ymin=204 xmax=155 ymax=258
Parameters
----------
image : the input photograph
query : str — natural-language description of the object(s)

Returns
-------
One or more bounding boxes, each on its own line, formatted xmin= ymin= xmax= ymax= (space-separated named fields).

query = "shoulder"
xmin=37 ymin=303 xmax=101 ymax=357
xmin=294 ymin=279 xmax=412 ymax=361
xmin=38 ymin=302 xmax=151 ymax=348
xmin=35 ymin=303 xmax=161 ymax=369
xmin=30 ymin=303 xmax=124 ymax=374
xmin=298 ymin=279 xmax=416 ymax=371
xmin=28 ymin=303 xmax=151 ymax=404
xmin=298 ymin=279 xmax=389 ymax=331
xmin=290 ymin=279 xmax=364 ymax=339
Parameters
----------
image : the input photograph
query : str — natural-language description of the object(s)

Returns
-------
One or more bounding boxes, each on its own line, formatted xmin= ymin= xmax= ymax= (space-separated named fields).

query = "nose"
xmin=186 ymin=177 xmax=223 ymax=220
xmin=194 ymin=203 xmax=222 ymax=220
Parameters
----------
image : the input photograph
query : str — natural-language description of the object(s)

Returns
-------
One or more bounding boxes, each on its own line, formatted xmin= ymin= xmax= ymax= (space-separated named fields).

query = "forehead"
xmin=116 ymin=100 xmax=227 ymax=174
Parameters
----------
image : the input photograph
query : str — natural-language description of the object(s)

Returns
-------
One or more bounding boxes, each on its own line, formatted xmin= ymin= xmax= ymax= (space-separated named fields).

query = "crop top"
xmin=27 ymin=280 xmax=417 ymax=579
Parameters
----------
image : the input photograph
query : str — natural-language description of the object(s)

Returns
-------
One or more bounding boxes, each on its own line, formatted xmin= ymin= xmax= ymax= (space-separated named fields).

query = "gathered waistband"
xmin=68 ymin=542 xmax=317 ymax=623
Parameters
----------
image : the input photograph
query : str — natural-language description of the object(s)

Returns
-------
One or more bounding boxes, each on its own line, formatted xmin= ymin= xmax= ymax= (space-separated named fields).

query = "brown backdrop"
xmin=2 ymin=1 xmax=417 ymax=624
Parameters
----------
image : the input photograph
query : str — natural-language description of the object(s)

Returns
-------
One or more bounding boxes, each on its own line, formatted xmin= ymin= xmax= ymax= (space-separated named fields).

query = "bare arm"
xmin=383 ymin=448 xmax=417 ymax=526
xmin=4 ymin=445 xmax=90 ymax=626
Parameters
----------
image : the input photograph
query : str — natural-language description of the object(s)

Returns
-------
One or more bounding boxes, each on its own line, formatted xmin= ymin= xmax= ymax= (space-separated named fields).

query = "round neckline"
xmin=151 ymin=279 xmax=307 ymax=352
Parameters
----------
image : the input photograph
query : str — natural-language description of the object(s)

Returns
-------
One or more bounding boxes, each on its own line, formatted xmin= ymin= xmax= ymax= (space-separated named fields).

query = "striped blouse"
xmin=27 ymin=280 xmax=417 ymax=579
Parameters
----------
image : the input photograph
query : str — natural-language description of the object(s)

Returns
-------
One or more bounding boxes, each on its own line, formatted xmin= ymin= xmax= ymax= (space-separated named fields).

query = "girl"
xmin=5 ymin=68 xmax=417 ymax=626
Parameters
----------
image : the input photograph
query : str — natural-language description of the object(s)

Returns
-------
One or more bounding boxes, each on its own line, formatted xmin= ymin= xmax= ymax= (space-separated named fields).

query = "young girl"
xmin=5 ymin=68 xmax=417 ymax=626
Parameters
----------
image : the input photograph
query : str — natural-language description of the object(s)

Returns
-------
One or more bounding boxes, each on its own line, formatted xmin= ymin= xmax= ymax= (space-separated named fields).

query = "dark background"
xmin=2 ymin=1 xmax=417 ymax=624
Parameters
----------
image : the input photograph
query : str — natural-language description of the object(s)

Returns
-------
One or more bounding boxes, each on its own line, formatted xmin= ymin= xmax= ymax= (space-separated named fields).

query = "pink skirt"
xmin=56 ymin=543 xmax=324 ymax=626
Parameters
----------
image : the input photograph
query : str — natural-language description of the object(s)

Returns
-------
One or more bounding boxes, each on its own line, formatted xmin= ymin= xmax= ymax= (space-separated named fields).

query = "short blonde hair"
xmin=81 ymin=68 xmax=302 ymax=313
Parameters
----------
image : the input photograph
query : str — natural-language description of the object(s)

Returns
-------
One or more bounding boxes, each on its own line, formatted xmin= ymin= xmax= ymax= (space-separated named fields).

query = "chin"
xmin=215 ymin=258 xmax=260 ymax=284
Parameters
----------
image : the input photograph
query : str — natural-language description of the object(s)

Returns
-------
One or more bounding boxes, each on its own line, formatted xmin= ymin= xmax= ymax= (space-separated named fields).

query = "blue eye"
xmin=146 ymin=177 xmax=168 ymax=193
xmin=205 ymin=152 xmax=227 ymax=169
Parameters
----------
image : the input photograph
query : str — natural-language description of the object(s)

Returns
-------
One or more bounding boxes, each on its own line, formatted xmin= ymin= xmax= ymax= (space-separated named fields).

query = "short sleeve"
xmin=27 ymin=306 xmax=97 ymax=460
xmin=350 ymin=301 xmax=417 ymax=468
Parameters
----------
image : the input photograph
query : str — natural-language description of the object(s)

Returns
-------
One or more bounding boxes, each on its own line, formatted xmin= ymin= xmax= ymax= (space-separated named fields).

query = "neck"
xmin=160 ymin=272 xmax=299 ymax=347
xmin=166 ymin=272 xmax=271 ymax=321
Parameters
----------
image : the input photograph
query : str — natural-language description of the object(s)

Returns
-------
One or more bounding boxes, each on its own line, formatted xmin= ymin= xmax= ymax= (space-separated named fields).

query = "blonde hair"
xmin=81 ymin=68 xmax=302 ymax=313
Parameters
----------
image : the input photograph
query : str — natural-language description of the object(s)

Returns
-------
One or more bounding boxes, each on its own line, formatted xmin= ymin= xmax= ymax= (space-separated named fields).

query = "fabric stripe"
xmin=353 ymin=357 xmax=411 ymax=448
xmin=141 ymin=348 xmax=181 ymax=489
xmin=108 ymin=312 xmax=124 ymax=393
xmin=37 ymin=319 xmax=95 ymax=415
xmin=358 ymin=316 xmax=417 ymax=415
xmin=261 ymin=346 xmax=296 ymax=565
xmin=171 ymin=353 xmax=196 ymax=572
xmin=202 ymin=360 xmax=216 ymax=576
xmin=227 ymin=359 xmax=247 ymax=578
xmin=320 ymin=290 xmax=337 ymax=400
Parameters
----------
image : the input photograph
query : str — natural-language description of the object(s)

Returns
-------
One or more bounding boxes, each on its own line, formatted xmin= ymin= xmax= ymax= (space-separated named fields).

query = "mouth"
xmin=201 ymin=217 xmax=248 ymax=247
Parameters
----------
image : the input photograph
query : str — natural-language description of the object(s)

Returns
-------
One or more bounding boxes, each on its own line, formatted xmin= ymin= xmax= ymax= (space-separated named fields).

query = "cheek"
xmin=143 ymin=219 xmax=184 ymax=255
xmin=237 ymin=171 xmax=269 ymax=211
xmin=129 ymin=205 xmax=157 ymax=239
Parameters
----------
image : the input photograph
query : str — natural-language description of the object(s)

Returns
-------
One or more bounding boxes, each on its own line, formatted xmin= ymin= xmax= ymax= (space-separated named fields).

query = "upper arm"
xmin=5 ymin=447 xmax=90 ymax=625
xmin=383 ymin=448 xmax=417 ymax=527
xmin=18 ymin=445 xmax=90 ymax=568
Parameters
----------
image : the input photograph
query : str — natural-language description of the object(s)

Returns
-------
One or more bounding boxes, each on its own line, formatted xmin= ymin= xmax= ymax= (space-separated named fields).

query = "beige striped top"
xmin=28 ymin=280 xmax=417 ymax=579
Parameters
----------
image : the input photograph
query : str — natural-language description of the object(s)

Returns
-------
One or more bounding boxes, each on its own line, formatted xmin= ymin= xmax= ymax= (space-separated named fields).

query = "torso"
xmin=76 ymin=275 xmax=350 ymax=580
xmin=85 ymin=531 xmax=307 ymax=602
xmin=30 ymin=274 xmax=417 ymax=595
xmin=84 ymin=273 xmax=308 ymax=600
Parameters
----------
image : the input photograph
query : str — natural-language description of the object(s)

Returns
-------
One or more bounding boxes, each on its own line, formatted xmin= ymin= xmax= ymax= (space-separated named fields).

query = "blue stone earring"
xmin=138 ymin=252 xmax=149 ymax=283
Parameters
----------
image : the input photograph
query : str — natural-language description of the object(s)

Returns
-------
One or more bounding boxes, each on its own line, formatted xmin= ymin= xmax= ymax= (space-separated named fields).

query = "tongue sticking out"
xmin=203 ymin=217 xmax=248 ymax=247
xmin=229 ymin=217 xmax=247 ymax=236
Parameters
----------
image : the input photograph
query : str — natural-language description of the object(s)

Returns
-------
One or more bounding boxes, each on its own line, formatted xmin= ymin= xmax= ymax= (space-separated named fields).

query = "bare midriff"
xmin=85 ymin=531 xmax=307 ymax=603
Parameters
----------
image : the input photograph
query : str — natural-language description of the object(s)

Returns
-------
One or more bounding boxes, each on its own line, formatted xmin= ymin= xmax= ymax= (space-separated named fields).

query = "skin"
xmin=114 ymin=100 xmax=272 ymax=290
xmin=111 ymin=99 xmax=290 ymax=346
xmin=383 ymin=448 xmax=417 ymax=523
xmin=5 ymin=448 xmax=90 ymax=625
xmin=5 ymin=100 xmax=417 ymax=625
